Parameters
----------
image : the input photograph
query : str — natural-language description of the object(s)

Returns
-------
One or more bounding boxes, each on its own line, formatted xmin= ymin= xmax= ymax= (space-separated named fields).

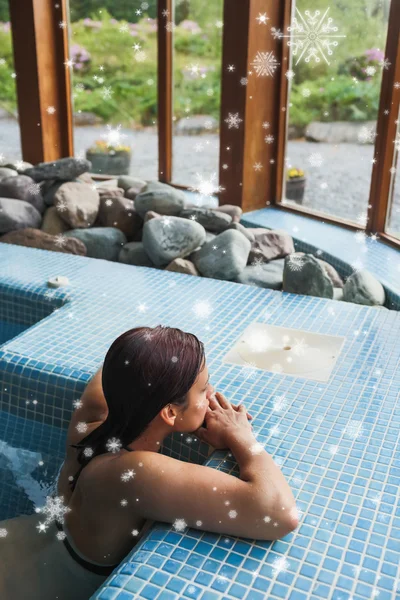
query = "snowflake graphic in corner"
xmin=283 ymin=7 xmax=346 ymax=65
xmin=250 ymin=51 xmax=280 ymax=77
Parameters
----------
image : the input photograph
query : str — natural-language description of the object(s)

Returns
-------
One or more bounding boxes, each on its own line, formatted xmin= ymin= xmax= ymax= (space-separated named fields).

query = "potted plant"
xmin=286 ymin=167 xmax=306 ymax=204
xmin=86 ymin=140 xmax=132 ymax=176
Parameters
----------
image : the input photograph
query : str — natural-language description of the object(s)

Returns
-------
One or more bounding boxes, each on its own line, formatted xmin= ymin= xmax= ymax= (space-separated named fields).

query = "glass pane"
xmin=385 ymin=108 xmax=400 ymax=238
xmin=0 ymin=8 xmax=22 ymax=165
xmin=66 ymin=1 xmax=158 ymax=180
xmin=283 ymin=0 xmax=391 ymax=226
xmin=171 ymin=0 xmax=223 ymax=199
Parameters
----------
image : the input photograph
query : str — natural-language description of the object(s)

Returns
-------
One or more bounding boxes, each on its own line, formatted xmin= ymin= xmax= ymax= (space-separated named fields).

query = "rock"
xmin=73 ymin=111 xmax=103 ymax=126
xmin=296 ymin=252 xmax=343 ymax=288
xmin=187 ymin=231 xmax=216 ymax=262
xmin=97 ymin=195 xmax=143 ymax=240
xmin=94 ymin=178 xmax=118 ymax=188
xmin=248 ymin=229 xmax=295 ymax=263
xmin=282 ymin=253 xmax=334 ymax=298
xmin=342 ymin=270 xmax=385 ymax=306
xmin=76 ymin=172 xmax=96 ymax=186
xmin=118 ymin=242 xmax=155 ymax=267
xmin=125 ymin=184 xmax=147 ymax=201
xmin=63 ymin=227 xmax=127 ymax=261
xmin=142 ymin=216 xmax=206 ymax=267
xmin=0 ymin=198 xmax=42 ymax=233
xmin=97 ymin=187 xmax=125 ymax=201
xmin=305 ymin=120 xmax=377 ymax=144
xmin=0 ymin=227 xmax=87 ymax=255
xmin=144 ymin=210 xmax=161 ymax=223
xmin=117 ymin=176 xmax=147 ymax=192
xmin=234 ymin=258 xmax=285 ymax=289
xmin=179 ymin=207 xmax=232 ymax=233
xmin=213 ymin=204 xmax=243 ymax=224
xmin=134 ymin=187 xmax=186 ymax=219
xmin=24 ymin=157 xmax=92 ymax=181
xmin=164 ymin=258 xmax=200 ymax=276
xmin=193 ymin=229 xmax=251 ymax=281
xmin=54 ymin=182 xmax=100 ymax=228
xmin=175 ymin=115 xmax=218 ymax=135
xmin=3 ymin=160 xmax=33 ymax=173
xmin=42 ymin=181 xmax=65 ymax=206
xmin=40 ymin=206 xmax=70 ymax=236
xmin=227 ymin=222 xmax=255 ymax=242
xmin=333 ymin=287 xmax=344 ymax=301
xmin=0 ymin=175 xmax=45 ymax=214
xmin=0 ymin=167 xmax=18 ymax=180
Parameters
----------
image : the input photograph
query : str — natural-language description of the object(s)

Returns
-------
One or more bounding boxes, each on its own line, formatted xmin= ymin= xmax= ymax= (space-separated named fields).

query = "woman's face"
xmin=175 ymin=360 xmax=215 ymax=433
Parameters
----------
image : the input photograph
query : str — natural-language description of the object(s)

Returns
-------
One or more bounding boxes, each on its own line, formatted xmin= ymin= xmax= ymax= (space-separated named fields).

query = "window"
xmin=0 ymin=6 xmax=22 ymax=164
xmin=281 ymin=0 xmax=391 ymax=227
xmin=385 ymin=108 xmax=400 ymax=238
xmin=66 ymin=0 xmax=158 ymax=180
xmin=171 ymin=0 xmax=223 ymax=194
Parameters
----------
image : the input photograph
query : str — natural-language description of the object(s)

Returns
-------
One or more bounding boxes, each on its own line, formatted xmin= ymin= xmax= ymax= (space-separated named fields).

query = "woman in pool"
xmin=0 ymin=325 xmax=296 ymax=599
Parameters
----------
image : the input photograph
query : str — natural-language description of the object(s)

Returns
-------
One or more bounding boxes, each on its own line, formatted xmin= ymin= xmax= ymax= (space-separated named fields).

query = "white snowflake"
xmin=101 ymin=124 xmax=127 ymax=148
xmin=46 ymin=106 xmax=56 ymax=114
xmin=256 ymin=13 xmax=269 ymax=25
xmin=365 ymin=66 xmax=376 ymax=77
xmin=265 ymin=134 xmax=274 ymax=144
xmin=285 ymin=69 xmax=295 ymax=80
xmin=271 ymin=27 xmax=283 ymax=40
xmin=58 ymin=21 xmax=67 ymax=29
xmin=240 ymin=77 xmax=248 ymax=86
xmin=227 ymin=64 xmax=235 ymax=72
xmin=119 ymin=23 xmax=129 ymax=33
xmin=253 ymin=162 xmax=263 ymax=171
xmin=301 ymin=88 xmax=311 ymax=97
xmin=283 ymin=7 xmax=346 ymax=65
xmin=76 ymin=421 xmax=88 ymax=433
xmin=134 ymin=51 xmax=147 ymax=63
xmin=165 ymin=21 xmax=175 ymax=32
xmin=380 ymin=57 xmax=391 ymax=70
xmin=343 ymin=420 xmax=364 ymax=440
xmin=262 ymin=121 xmax=270 ymax=129
xmin=250 ymin=50 xmax=279 ymax=77
xmin=37 ymin=494 xmax=71 ymax=528
xmin=287 ymin=254 xmax=304 ymax=271
xmin=308 ymin=152 xmax=324 ymax=167
xmin=224 ymin=112 xmax=243 ymax=129
xmin=173 ymin=518 xmax=187 ymax=532
xmin=292 ymin=338 xmax=309 ymax=356
xmin=358 ymin=125 xmax=377 ymax=144
xmin=188 ymin=172 xmax=225 ymax=198
xmin=394 ymin=132 xmax=400 ymax=152
xmin=28 ymin=182 xmax=41 ymax=196
xmin=106 ymin=437 xmax=123 ymax=453
xmin=101 ymin=86 xmax=113 ymax=100
xmin=394 ymin=82 xmax=400 ymax=89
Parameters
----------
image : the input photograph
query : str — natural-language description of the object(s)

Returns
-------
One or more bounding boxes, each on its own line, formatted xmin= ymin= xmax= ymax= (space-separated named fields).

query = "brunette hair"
xmin=69 ymin=325 xmax=205 ymax=492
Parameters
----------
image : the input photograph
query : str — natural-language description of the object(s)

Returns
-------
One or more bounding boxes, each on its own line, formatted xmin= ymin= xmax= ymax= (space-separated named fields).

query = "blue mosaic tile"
xmin=0 ymin=219 xmax=399 ymax=599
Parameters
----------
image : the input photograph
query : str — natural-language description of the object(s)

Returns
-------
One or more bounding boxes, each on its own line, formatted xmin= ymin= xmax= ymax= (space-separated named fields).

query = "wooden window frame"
xmin=8 ymin=0 xmax=400 ymax=250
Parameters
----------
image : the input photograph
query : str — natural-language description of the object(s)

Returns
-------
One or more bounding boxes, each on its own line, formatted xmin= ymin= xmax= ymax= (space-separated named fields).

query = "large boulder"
xmin=295 ymin=251 xmax=344 ymax=288
xmin=24 ymin=157 xmax=92 ymax=181
xmin=0 ymin=167 xmax=18 ymax=180
xmin=0 ymin=227 xmax=87 ymax=255
xmin=179 ymin=207 xmax=232 ymax=233
xmin=40 ymin=206 xmax=70 ymax=236
xmin=63 ymin=227 xmax=126 ymax=261
xmin=97 ymin=187 xmax=125 ymax=201
xmin=53 ymin=181 xmax=100 ymax=228
xmin=213 ymin=204 xmax=243 ymax=224
xmin=234 ymin=258 xmax=285 ymax=289
xmin=342 ymin=270 xmax=385 ymax=306
xmin=248 ymin=228 xmax=295 ymax=263
xmin=193 ymin=229 xmax=251 ymax=281
xmin=227 ymin=222 xmax=255 ymax=242
xmin=3 ymin=160 xmax=33 ymax=173
xmin=134 ymin=186 xmax=186 ymax=219
xmin=118 ymin=242 xmax=155 ymax=267
xmin=0 ymin=175 xmax=45 ymax=214
xmin=283 ymin=253 xmax=334 ymax=298
xmin=142 ymin=216 xmax=206 ymax=267
xmin=0 ymin=198 xmax=42 ymax=233
xmin=164 ymin=257 xmax=200 ymax=276
xmin=117 ymin=176 xmax=147 ymax=193
xmin=96 ymin=195 xmax=143 ymax=241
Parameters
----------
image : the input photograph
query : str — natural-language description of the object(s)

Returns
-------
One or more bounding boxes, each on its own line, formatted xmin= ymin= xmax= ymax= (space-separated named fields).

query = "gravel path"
xmin=1 ymin=118 xmax=399 ymax=233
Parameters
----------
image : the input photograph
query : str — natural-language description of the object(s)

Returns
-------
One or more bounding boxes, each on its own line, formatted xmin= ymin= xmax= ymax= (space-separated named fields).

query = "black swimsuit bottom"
xmin=55 ymin=519 xmax=118 ymax=576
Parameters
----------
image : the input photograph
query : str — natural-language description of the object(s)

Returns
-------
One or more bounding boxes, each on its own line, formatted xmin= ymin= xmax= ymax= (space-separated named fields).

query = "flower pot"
xmin=86 ymin=150 xmax=131 ymax=176
xmin=286 ymin=176 xmax=306 ymax=204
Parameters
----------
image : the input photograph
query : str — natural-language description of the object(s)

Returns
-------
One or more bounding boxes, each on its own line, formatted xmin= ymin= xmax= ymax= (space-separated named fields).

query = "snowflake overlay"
xmin=283 ymin=7 xmax=346 ymax=65
xmin=250 ymin=51 xmax=280 ymax=77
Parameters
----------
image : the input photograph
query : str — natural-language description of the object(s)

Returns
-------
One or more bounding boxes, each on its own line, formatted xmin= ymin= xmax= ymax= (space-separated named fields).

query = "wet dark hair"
xmin=69 ymin=325 xmax=205 ymax=492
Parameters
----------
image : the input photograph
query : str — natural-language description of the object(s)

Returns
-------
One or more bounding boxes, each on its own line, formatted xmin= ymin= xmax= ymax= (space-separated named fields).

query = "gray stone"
xmin=305 ymin=120 xmax=377 ymax=145
xmin=135 ymin=187 xmax=186 ymax=219
xmin=63 ymin=227 xmax=127 ymax=261
xmin=175 ymin=115 xmax=218 ymax=135
xmin=54 ymin=181 xmax=100 ymax=228
xmin=94 ymin=178 xmax=118 ymax=188
xmin=283 ymin=253 xmax=334 ymax=298
xmin=118 ymin=242 xmax=155 ymax=267
xmin=97 ymin=187 xmax=125 ymax=201
xmin=0 ymin=198 xmax=42 ymax=233
xmin=0 ymin=167 xmax=18 ymax=180
xmin=97 ymin=195 xmax=142 ymax=240
xmin=296 ymin=251 xmax=343 ymax=288
xmin=234 ymin=258 xmax=285 ymax=289
xmin=227 ymin=222 xmax=255 ymax=242
xmin=24 ymin=157 xmax=92 ymax=181
xmin=248 ymin=228 xmax=295 ymax=263
xmin=117 ymin=176 xmax=147 ymax=192
xmin=342 ymin=270 xmax=385 ymax=306
xmin=40 ymin=206 xmax=70 ymax=236
xmin=142 ymin=216 xmax=206 ymax=267
xmin=0 ymin=227 xmax=87 ymax=255
xmin=144 ymin=210 xmax=161 ymax=223
xmin=213 ymin=204 xmax=243 ymax=224
xmin=179 ymin=207 xmax=232 ymax=233
xmin=43 ymin=181 xmax=65 ymax=206
xmin=193 ymin=229 xmax=251 ymax=281
xmin=3 ymin=160 xmax=33 ymax=173
xmin=0 ymin=175 xmax=45 ymax=214
xmin=164 ymin=258 xmax=200 ymax=276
